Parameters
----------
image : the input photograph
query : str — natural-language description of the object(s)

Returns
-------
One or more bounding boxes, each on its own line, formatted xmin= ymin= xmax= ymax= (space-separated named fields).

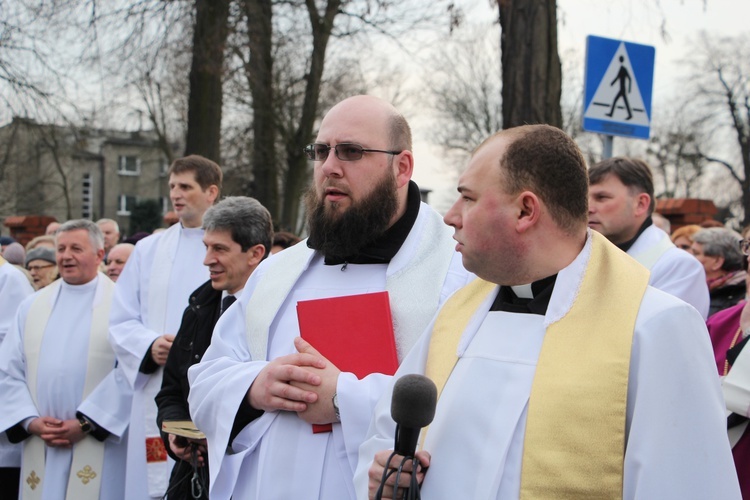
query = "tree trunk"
xmin=184 ymin=0 xmax=230 ymax=163
xmin=242 ymin=0 xmax=278 ymax=219
xmin=498 ymin=0 xmax=562 ymax=129
xmin=280 ymin=0 xmax=341 ymax=233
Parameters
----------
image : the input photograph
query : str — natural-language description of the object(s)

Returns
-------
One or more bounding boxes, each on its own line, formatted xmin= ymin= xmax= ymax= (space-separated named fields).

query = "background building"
xmin=0 ymin=117 xmax=175 ymax=238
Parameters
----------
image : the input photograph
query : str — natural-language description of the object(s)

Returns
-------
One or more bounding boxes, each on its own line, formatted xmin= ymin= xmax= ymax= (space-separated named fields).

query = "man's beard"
xmin=305 ymin=170 xmax=399 ymax=259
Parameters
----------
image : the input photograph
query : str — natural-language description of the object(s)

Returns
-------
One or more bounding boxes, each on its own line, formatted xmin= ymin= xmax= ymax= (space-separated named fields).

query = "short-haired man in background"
xmin=96 ymin=218 xmax=121 ymax=258
xmin=105 ymin=243 xmax=134 ymax=283
xmin=109 ymin=155 xmax=221 ymax=499
xmin=588 ymin=157 xmax=710 ymax=318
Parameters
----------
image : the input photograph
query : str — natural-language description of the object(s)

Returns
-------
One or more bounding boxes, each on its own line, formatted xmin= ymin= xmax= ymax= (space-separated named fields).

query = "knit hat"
xmin=25 ymin=247 xmax=56 ymax=267
xmin=0 ymin=236 xmax=16 ymax=246
xmin=3 ymin=242 xmax=25 ymax=266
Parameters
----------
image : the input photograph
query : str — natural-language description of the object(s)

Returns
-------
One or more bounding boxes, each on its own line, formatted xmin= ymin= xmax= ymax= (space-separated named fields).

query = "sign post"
xmin=583 ymin=35 xmax=656 ymax=158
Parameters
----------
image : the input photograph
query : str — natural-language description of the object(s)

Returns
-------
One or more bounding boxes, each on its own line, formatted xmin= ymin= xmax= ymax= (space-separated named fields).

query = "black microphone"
xmin=390 ymin=374 xmax=438 ymax=457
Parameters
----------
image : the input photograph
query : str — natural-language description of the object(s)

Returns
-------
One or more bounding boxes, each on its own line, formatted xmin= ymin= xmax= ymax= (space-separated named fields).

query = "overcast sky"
xmin=410 ymin=0 xmax=747 ymax=212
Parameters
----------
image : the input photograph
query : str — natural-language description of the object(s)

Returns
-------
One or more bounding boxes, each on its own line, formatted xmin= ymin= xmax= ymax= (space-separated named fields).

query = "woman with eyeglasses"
xmin=24 ymin=246 xmax=59 ymax=290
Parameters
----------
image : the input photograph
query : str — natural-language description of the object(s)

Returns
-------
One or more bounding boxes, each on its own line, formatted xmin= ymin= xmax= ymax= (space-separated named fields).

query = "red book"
xmin=297 ymin=291 xmax=398 ymax=433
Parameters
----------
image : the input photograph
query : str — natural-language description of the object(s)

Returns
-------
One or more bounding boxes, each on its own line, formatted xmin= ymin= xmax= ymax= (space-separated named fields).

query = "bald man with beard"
xmin=188 ymin=96 xmax=472 ymax=499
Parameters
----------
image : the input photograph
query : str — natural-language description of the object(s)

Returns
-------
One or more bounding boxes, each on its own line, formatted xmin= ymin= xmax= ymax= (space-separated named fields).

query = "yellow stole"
xmin=21 ymin=275 xmax=116 ymax=500
xmin=424 ymin=232 xmax=649 ymax=498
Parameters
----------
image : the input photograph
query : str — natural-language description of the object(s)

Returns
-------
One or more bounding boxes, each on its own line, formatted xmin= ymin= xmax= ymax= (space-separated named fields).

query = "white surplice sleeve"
xmin=77 ymin=363 xmax=133 ymax=441
xmin=108 ymin=241 xmax=160 ymax=389
xmin=0 ymin=297 xmax=40 ymax=433
xmin=649 ymin=247 xmax=710 ymax=320
xmin=0 ymin=265 xmax=34 ymax=343
xmin=187 ymin=297 xmax=267 ymax=486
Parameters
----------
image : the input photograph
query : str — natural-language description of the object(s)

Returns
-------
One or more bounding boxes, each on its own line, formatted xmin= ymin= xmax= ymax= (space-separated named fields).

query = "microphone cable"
xmin=374 ymin=440 xmax=423 ymax=500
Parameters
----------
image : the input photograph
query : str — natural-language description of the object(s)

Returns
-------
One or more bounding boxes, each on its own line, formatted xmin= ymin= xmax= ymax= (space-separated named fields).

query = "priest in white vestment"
xmin=357 ymin=126 xmax=741 ymax=499
xmin=0 ymin=256 xmax=35 ymax=496
xmin=188 ymin=96 xmax=472 ymax=499
xmin=588 ymin=157 xmax=710 ymax=319
xmin=108 ymin=156 xmax=221 ymax=499
xmin=0 ymin=220 xmax=128 ymax=500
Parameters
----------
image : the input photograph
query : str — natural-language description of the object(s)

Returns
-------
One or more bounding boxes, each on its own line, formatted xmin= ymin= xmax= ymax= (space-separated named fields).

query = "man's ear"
xmin=394 ymin=151 xmax=414 ymax=189
xmin=516 ymin=191 xmax=541 ymax=233
xmin=246 ymin=243 xmax=266 ymax=267
xmin=206 ymin=185 xmax=220 ymax=204
xmin=634 ymin=192 xmax=651 ymax=217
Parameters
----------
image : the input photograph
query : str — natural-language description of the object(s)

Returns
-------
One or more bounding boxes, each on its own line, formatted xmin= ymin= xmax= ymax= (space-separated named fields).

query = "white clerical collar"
xmin=60 ymin=275 xmax=98 ymax=291
xmin=511 ymin=283 xmax=534 ymax=299
xmin=181 ymin=225 xmax=204 ymax=237
xmin=222 ymin=287 xmax=244 ymax=301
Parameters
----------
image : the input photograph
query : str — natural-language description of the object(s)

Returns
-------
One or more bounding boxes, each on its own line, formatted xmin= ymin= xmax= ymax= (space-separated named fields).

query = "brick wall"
xmin=4 ymin=215 xmax=58 ymax=247
xmin=656 ymin=198 xmax=718 ymax=230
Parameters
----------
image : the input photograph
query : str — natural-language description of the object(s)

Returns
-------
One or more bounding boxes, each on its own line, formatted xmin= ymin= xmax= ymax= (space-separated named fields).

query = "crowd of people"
xmin=0 ymin=94 xmax=748 ymax=499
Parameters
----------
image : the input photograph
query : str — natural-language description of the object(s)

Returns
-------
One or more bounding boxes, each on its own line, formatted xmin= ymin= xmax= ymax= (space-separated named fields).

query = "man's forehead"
xmin=58 ymin=229 xmax=90 ymax=244
xmin=203 ymin=228 xmax=235 ymax=245
xmin=317 ymin=102 xmax=388 ymax=142
xmin=110 ymin=246 xmax=130 ymax=258
xmin=460 ymin=142 xmax=505 ymax=186
xmin=590 ymin=173 xmax=626 ymax=189
xmin=169 ymin=171 xmax=198 ymax=185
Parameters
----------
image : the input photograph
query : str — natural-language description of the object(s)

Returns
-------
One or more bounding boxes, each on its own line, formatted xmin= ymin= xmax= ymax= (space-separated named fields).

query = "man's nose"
xmin=320 ymin=154 xmax=344 ymax=178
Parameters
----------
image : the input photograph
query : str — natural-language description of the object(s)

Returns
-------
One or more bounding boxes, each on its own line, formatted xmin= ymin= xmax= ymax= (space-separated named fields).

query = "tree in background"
xmin=428 ymin=29 xmax=502 ymax=157
xmin=184 ymin=0 xmax=231 ymax=163
xmin=129 ymin=199 xmax=163 ymax=235
xmin=687 ymin=32 xmax=750 ymax=226
xmin=645 ymin=108 xmax=708 ymax=199
xmin=226 ymin=0 xmax=450 ymax=232
xmin=497 ymin=0 xmax=562 ymax=129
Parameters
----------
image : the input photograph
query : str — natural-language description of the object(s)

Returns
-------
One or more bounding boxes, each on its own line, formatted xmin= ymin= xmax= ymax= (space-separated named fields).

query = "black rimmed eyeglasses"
xmin=303 ymin=143 xmax=402 ymax=162
xmin=740 ymin=239 xmax=750 ymax=256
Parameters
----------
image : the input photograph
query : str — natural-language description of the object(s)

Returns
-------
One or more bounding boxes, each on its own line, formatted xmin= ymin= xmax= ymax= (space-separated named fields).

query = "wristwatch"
xmin=78 ymin=415 xmax=93 ymax=434
xmin=332 ymin=393 xmax=341 ymax=422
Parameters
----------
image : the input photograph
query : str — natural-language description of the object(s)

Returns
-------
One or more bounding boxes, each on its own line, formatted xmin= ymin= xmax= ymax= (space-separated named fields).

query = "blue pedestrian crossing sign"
xmin=583 ymin=35 xmax=655 ymax=139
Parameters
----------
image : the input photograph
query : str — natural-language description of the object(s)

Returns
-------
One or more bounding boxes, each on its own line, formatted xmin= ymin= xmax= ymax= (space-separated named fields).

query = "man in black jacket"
xmin=155 ymin=196 xmax=273 ymax=499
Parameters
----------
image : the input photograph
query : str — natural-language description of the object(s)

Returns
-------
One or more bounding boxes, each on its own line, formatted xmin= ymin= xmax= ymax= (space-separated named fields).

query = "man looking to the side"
xmin=358 ymin=125 xmax=739 ymax=499
xmin=188 ymin=95 xmax=471 ymax=499
xmin=588 ymin=157 xmax=709 ymax=318
xmin=155 ymin=196 xmax=273 ymax=499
